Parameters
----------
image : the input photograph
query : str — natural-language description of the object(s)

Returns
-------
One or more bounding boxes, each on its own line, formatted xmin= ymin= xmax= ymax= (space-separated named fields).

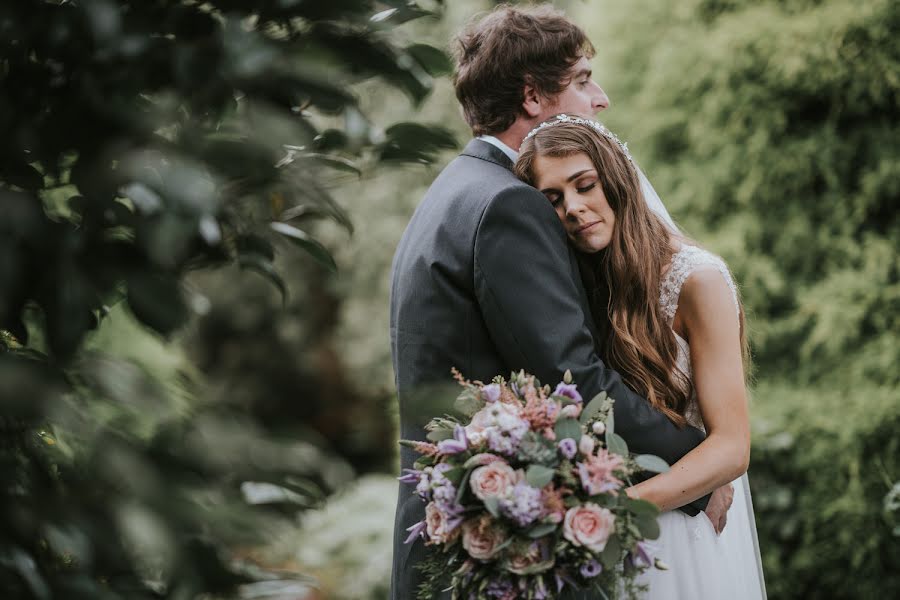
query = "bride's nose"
xmin=565 ymin=197 xmax=588 ymax=220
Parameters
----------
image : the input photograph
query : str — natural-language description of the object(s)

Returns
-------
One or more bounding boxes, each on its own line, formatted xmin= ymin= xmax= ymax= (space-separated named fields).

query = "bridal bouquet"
xmin=401 ymin=370 xmax=668 ymax=599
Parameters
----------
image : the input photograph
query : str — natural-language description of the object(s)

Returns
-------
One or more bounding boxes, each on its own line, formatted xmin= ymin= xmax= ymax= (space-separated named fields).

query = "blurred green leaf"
xmin=406 ymin=44 xmax=453 ymax=76
xmin=239 ymin=253 xmax=288 ymax=304
xmin=126 ymin=271 xmax=189 ymax=336
xmin=269 ymin=222 xmax=337 ymax=273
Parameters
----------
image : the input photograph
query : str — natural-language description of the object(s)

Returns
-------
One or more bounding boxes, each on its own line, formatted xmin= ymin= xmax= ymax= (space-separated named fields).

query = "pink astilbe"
xmin=404 ymin=440 xmax=439 ymax=456
xmin=540 ymin=484 xmax=569 ymax=524
xmin=522 ymin=393 xmax=560 ymax=433
xmin=577 ymin=448 xmax=625 ymax=496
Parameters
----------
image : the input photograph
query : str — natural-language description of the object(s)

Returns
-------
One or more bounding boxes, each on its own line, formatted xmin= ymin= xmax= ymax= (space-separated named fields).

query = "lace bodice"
xmin=659 ymin=245 xmax=740 ymax=430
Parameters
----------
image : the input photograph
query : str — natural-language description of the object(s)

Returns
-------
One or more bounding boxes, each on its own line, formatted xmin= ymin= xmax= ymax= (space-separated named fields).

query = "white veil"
xmin=636 ymin=163 xmax=679 ymax=233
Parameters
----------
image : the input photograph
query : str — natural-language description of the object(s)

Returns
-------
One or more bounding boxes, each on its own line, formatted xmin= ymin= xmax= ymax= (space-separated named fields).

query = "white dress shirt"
xmin=477 ymin=135 xmax=519 ymax=163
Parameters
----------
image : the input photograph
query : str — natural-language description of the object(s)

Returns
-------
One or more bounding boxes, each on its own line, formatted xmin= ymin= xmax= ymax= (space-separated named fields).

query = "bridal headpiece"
xmin=523 ymin=114 xmax=634 ymax=165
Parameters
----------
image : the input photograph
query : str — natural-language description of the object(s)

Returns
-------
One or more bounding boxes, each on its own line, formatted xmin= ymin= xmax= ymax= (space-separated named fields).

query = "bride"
xmin=515 ymin=115 xmax=767 ymax=599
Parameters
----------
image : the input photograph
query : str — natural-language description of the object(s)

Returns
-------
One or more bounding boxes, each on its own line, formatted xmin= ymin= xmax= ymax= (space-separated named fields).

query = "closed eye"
xmin=545 ymin=192 xmax=562 ymax=206
xmin=576 ymin=182 xmax=597 ymax=194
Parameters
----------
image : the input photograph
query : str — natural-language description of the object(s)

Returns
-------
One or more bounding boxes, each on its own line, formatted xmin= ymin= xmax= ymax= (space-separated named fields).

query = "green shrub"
xmin=750 ymin=382 xmax=900 ymax=599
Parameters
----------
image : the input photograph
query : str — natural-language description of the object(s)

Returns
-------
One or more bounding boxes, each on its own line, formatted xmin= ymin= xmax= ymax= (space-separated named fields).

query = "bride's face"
xmin=532 ymin=152 xmax=615 ymax=254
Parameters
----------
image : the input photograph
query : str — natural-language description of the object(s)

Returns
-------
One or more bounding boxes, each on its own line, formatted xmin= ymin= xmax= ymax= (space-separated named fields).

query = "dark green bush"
xmin=750 ymin=383 xmax=900 ymax=599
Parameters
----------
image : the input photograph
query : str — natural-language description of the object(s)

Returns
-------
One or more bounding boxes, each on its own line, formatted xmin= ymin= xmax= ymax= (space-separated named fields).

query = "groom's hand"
xmin=704 ymin=483 xmax=734 ymax=535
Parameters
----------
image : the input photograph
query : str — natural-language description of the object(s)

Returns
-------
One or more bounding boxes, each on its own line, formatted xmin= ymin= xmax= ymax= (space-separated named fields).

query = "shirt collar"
xmin=477 ymin=135 xmax=519 ymax=163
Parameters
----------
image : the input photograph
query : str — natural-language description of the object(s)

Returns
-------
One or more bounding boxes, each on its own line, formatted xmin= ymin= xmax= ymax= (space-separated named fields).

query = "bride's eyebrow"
xmin=566 ymin=169 xmax=593 ymax=182
xmin=539 ymin=169 xmax=594 ymax=193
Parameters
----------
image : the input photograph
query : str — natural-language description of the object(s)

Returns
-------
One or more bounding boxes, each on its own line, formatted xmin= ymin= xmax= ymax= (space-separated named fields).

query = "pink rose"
xmin=470 ymin=461 xmax=517 ymax=501
xmin=425 ymin=502 xmax=460 ymax=545
xmin=563 ymin=503 xmax=615 ymax=552
xmin=461 ymin=515 xmax=507 ymax=560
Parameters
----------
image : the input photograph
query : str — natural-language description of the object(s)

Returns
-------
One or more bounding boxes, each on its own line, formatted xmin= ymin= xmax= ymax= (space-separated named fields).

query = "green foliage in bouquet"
xmin=0 ymin=1 xmax=455 ymax=598
xmin=402 ymin=370 xmax=669 ymax=600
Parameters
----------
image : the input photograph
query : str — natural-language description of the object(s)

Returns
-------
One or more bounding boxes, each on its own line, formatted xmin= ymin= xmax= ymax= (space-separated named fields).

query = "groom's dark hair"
xmin=452 ymin=4 xmax=595 ymax=136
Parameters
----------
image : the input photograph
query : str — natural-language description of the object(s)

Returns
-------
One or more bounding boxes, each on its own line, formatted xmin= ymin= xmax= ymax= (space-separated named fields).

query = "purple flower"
xmin=482 ymin=383 xmax=502 ymax=403
xmin=485 ymin=579 xmax=514 ymax=598
xmin=398 ymin=468 xmax=422 ymax=484
xmin=553 ymin=382 xmax=583 ymax=404
xmin=633 ymin=541 xmax=656 ymax=568
xmin=499 ymin=481 xmax=543 ymax=526
xmin=437 ymin=424 xmax=469 ymax=455
xmin=579 ymin=559 xmax=603 ymax=578
xmin=558 ymin=437 xmax=577 ymax=459
xmin=404 ymin=519 xmax=426 ymax=544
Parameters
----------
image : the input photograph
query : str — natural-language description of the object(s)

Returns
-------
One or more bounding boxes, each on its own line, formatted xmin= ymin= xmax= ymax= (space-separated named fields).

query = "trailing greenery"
xmin=0 ymin=1 xmax=455 ymax=598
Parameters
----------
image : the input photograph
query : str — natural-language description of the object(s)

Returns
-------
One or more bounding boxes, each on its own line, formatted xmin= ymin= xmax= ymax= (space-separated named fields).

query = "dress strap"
xmin=659 ymin=246 xmax=740 ymax=324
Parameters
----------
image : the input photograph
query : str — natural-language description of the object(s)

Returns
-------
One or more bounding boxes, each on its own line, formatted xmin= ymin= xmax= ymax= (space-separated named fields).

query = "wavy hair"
xmin=516 ymin=122 xmax=748 ymax=427
xmin=452 ymin=4 xmax=594 ymax=136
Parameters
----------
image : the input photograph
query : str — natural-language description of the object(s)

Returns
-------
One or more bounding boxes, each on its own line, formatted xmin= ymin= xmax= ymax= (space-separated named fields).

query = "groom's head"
xmin=453 ymin=4 xmax=609 ymax=138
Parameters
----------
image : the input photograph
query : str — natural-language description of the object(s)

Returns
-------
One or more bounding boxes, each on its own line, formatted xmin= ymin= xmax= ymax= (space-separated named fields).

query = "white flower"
xmin=592 ymin=421 xmax=606 ymax=435
xmin=579 ymin=434 xmax=595 ymax=456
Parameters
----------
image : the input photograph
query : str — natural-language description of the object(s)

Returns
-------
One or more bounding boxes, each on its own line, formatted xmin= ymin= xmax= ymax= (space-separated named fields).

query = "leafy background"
xmin=1 ymin=0 xmax=897 ymax=599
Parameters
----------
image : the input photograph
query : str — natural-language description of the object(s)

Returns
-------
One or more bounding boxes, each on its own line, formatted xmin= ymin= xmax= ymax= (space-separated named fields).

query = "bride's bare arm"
xmin=625 ymin=268 xmax=750 ymax=512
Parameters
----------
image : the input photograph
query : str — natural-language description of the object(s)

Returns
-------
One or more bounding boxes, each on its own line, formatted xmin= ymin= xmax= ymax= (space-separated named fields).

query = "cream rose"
xmin=563 ymin=503 xmax=615 ymax=552
xmin=470 ymin=461 xmax=517 ymax=501
xmin=425 ymin=502 xmax=459 ymax=545
xmin=461 ymin=516 xmax=506 ymax=560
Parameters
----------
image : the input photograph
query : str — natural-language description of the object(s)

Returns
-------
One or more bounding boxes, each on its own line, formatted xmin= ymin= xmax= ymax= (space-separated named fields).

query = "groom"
xmin=390 ymin=5 xmax=726 ymax=598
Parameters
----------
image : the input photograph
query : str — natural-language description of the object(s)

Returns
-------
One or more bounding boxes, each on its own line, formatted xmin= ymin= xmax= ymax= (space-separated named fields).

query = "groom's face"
xmin=542 ymin=56 xmax=610 ymax=120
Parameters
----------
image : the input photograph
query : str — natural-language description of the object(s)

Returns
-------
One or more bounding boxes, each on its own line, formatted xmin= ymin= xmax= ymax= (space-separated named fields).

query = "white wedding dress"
xmin=636 ymin=244 xmax=767 ymax=599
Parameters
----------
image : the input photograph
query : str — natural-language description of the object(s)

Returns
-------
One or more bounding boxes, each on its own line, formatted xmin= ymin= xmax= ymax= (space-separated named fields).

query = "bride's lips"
xmin=574 ymin=221 xmax=602 ymax=234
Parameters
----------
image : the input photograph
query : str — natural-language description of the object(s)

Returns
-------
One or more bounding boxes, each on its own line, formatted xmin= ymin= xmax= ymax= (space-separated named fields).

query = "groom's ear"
xmin=522 ymin=81 xmax=544 ymax=119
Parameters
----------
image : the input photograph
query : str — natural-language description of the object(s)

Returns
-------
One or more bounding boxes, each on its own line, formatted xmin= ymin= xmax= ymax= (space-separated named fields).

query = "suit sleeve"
xmin=473 ymin=184 xmax=709 ymax=512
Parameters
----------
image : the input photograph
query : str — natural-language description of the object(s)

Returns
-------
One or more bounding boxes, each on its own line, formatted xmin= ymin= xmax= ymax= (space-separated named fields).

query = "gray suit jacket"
xmin=389 ymin=139 xmax=707 ymax=599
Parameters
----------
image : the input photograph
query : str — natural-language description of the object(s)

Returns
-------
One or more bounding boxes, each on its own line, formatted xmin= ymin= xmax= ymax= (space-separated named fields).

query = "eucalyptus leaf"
xmin=425 ymin=428 xmax=455 ymax=442
xmin=606 ymin=432 xmax=628 ymax=457
xmin=525 ymin=522 xmax=557 ymax=538
xmin=525 ymin=465 xmax=555 ymax=489
xmin=599 ymin=534 xmax=621 ymax=571
xmin=635 ymin=454 xmax=670 ymax=474
xmin=554 ymin=417 xmax=582 ymax=443
xmin=635 ymin=513 xmax=661 ymax=540
xmin=579 ymin=392 xmax=608 ymax=424
xmin=483 ymin=496 xmax=500 ymax=518
xmin=624 ymin=497 xmax=661 ymax=517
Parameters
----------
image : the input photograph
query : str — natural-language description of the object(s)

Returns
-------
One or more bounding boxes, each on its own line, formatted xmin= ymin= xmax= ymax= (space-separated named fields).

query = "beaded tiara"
xmin=523 ymin=114 xmax=634 ymax=164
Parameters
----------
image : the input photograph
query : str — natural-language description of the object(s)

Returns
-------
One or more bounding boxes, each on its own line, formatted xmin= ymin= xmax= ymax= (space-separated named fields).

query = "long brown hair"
xmin=516 ymin=122 xmax=747 ymax=427
xmin=453 ymin=4 xmax=594 ymax=136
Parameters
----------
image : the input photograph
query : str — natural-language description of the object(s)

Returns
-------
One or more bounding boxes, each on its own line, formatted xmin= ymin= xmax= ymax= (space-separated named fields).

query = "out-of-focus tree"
xmin=572 ymin=0 xmax=900 ymax=597
xmin=0 ymin=1 xmax=456 ymax=598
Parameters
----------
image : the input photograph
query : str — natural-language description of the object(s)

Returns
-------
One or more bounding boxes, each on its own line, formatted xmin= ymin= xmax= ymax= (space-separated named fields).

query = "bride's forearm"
xmin=625 ymin=432 xmax=748 ymax=512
